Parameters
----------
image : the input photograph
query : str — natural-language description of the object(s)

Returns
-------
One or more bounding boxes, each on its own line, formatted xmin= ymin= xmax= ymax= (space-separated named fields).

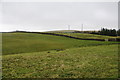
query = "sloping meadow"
xmin=3 ymin=44 xmax=118 ymax=78
xmin=2 ymin=32 xmax=119 ymax=78
xmin=2 ymin=32 xmax=117 ymax=55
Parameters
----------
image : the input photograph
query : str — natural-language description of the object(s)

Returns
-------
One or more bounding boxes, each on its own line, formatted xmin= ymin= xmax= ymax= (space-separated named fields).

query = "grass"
xmin=2 ymin=44 xmax=118 ymax=78
xmin=48 ymin=31 xmax=118 ymax=39
xmin=2 ymin=32 xmax=117 ymax=55
xmin=2 ymin=32 xmax=119 ymax=78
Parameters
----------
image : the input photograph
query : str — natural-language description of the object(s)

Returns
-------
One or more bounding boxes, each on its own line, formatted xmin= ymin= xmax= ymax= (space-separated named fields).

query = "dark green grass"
xmin=2 ymin=32 xmax=116 ymax=55
xmin=2 ymin=44 xmax=118 ymax=78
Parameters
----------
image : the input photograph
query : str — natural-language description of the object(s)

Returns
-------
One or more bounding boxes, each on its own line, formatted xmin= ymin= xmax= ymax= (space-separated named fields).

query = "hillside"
xmin=46 ymin=30 xmax=119 ymax=40
xmin=3 ymin=44 xmax=118 ymax=78
xmin=46 ymin=30 xmax=78 ymax=33
xmin=2 ymin=32 xmax=119 ymax=78
xmin=2 ymin=32 xmax=116 ymax=55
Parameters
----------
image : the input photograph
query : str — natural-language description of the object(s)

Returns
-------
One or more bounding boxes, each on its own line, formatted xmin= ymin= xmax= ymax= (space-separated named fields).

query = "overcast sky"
xmin=0 ymin=2 xmax=118 ymax=32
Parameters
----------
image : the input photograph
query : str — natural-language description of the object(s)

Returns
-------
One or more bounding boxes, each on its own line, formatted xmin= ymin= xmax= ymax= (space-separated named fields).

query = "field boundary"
xmin=10 ymin=31 xmax=120 ymax=42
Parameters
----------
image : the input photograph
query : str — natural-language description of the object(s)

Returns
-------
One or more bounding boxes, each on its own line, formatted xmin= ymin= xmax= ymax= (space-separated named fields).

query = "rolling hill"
xmin=46 ymin=30 xmax=119 ymax=40
xmin=3 ymin=44 xmax=118 ymax=78
xmin=2 ymin=32 xmax=119 ymax=78
xmin=2 ymin=32 xmax=116 ymax=55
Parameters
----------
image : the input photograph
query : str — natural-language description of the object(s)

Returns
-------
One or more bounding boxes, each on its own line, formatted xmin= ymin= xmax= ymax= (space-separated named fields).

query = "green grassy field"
xmin=3 ymin=44 xmax=118 ymax=78
xmin=2 ymin=32 xmax=119 ymax=78
xmin=2 ymin=32 xmax=116 ymax=55
xmin=47 ymin=30 xmax=119 ymax=39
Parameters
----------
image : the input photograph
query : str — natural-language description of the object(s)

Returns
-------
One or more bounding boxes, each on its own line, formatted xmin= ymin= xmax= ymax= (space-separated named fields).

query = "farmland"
xmin=47 ymin=30 xmax=119 ymax=39
xmin=2 ymin=32 xmax=117 ymax=55
xmin=2 ymin=32 xmax=119 ymax=78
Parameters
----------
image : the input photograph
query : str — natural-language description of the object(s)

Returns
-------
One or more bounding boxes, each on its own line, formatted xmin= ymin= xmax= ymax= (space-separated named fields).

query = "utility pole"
xmin=68 ymin=25 xmax=70 ymax=30
xmin=81 ymin=24 xmax=83 ymax=33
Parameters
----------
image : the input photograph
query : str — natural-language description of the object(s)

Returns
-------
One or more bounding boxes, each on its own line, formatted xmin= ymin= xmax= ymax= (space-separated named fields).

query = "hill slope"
xmin=2 ymin=32 xmax=115 ymax=55
xmin=47 ymin=30 xmax=118 ymax=40
xmin=3 ymin=44 xmax=118 ymax=78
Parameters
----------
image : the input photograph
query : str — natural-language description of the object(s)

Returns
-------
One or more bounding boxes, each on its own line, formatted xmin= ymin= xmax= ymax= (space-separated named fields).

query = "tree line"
xmin=91 ymin=28 xmax=120 ymax=36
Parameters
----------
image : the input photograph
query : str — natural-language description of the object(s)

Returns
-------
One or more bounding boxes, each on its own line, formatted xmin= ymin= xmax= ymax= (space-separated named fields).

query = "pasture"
xmin=3 ymin=44 xmax=118 ymax=78
xmin=2 ymin=32 xmax=116 ymax=55
xmin=47 ymin=30 xmax=118 ymax=39
xmin=2 ymin=32 xmax=119 ymax=78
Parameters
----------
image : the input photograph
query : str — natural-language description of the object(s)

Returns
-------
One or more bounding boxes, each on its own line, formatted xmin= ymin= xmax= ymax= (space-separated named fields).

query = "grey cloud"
xmin=0 ymin=2 xmax=118 ymax=32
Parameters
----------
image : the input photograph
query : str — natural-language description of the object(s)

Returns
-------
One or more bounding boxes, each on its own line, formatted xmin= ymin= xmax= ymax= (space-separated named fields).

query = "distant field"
xmin=47 ymin=30 xmax=78 ymax=33
xmin=47 ymin=30 xmax=118 ymax=39
xmin=2 ymin=32 xmax=116 ymax=55
xmin=3 ymin=44 xmax=118 ymax=78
